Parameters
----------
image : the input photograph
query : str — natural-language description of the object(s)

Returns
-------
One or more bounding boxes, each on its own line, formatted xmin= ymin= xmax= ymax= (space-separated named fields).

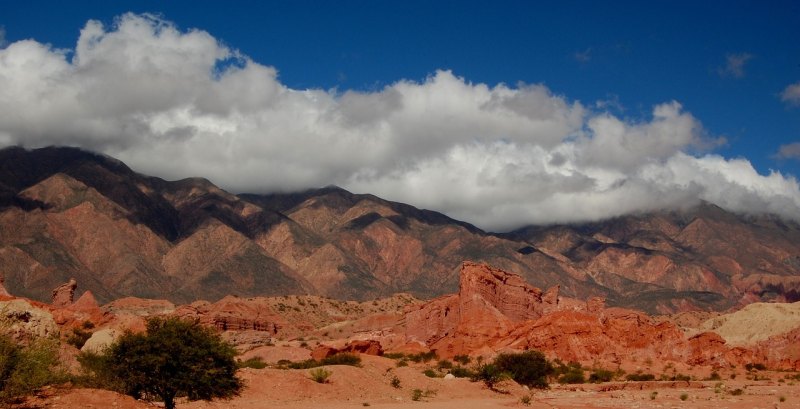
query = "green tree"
xmin=105 ymin=317 xmax=242 ymax=409
xmin=493 ymin=350 xmax=553 ymax=389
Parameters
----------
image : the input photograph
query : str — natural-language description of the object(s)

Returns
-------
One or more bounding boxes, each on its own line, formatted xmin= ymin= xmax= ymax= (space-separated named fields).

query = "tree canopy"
xmin=105 ymin=317 xmax=242 ymax=409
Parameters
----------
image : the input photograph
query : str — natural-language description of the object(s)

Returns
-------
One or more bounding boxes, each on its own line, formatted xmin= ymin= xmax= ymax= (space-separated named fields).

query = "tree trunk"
xmin=163 ymin=393 xmax=176 ymax=409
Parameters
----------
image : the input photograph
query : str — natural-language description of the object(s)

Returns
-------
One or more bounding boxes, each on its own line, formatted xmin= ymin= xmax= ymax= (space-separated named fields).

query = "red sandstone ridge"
xmin=399 ymin=261 xmax=800 ymax=370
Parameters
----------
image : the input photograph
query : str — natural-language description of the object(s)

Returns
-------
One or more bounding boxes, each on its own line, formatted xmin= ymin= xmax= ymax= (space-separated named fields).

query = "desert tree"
xmin=104 ymin=317 xmax=242 ymax=409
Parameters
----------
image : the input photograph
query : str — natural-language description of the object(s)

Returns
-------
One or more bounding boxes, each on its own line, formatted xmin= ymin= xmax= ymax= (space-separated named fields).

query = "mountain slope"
xmin=1 ymin=146 xmax=799 ymax=312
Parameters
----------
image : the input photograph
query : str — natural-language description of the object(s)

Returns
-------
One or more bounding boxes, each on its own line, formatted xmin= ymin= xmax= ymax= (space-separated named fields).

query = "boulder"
xmin=0 ymin=299 xmax=58 ymax=342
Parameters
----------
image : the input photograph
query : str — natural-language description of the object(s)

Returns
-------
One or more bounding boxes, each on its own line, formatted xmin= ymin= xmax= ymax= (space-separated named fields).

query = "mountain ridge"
xmin=1 ymin=146 xmax=798 ymax=313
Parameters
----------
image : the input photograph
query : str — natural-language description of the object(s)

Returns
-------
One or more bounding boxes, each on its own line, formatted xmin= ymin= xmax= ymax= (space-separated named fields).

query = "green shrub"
xmin=66 ymin=327 xmax=93 ymax=349
xmin=384 ymin=352 xmax=405 ymax=360
xmin=437 ymin=359 xmax=453 ymax=370
xmin=286 ymin=353 xmax=362 ymax=370
xmin=390 ymin=375 xmax=401 ymax=388
xmin=558 ymin=367 xmax=585 ymax=384
xmin=745 ymin=363 xmax=767 ymax=371
xmin=411 ymin=388 xmax=436 ymax=401
xmin=237 ymin=357 xmax=267 ymax=369
xmin=650 ymin=391 xmax=658 ymax=400
xmin=309 ymin=367 xmax=332 ymax=383
xmin=625 ymin=373 xmax=655 ymax=381
xmin=471 ymin=363 xmax=507 ymax=389
xmin=520 ymin=394 xmax=532 ymax=405
xmin=453 ymin=354 xmax=471 ymax=365
xmin=322 ymin=353 xmax=361 ymax=367
xmin=423 ymin=368 xmax=439 ymax=378
xmin=396 ymin=359 xmax=408 ymax=367
xmin=492 ymin=350 xmax=553 ymax=389
xmin=707 ymin=371 xmax=721 ymax=380
xmin=680 ymin=393 xmax=688 ymax=401
xmin=0 ymin=335 xmax=65 ymax=404
xmin=588 ymin=369 xmax=614 ymax=383
xmin=449 ymin=366 xmax=474 ymax=378
xmin=730 ymin=388 xmax=744 ymax=396
xmin=407 ymin=351 xmax=437 ymax=363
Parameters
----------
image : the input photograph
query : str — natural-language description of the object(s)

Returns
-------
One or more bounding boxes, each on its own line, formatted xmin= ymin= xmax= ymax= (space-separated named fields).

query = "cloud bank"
xmin=1 ymin=13 xmax=799 ymax=231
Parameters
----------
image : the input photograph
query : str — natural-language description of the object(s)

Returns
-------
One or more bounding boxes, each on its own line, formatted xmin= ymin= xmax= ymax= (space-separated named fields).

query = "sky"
xmin=0 ymin=1 xmax=799 ymax=231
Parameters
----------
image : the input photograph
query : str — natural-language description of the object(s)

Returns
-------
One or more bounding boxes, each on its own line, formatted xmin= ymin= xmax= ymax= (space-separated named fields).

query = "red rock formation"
xmin=400 ymin=261 xmax=800 ymax=370
xmin=51 ymin=278 xmax=77 ymax=307
xmin=171 ymin=296 xmax=295 ymax=335
xmin=311 ymin=340 xmax=384 ymax=360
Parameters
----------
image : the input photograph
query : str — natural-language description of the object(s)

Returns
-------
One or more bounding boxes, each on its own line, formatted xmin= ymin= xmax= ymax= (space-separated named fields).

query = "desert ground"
xmin=24 ymin=353 xmax=800 ymax=409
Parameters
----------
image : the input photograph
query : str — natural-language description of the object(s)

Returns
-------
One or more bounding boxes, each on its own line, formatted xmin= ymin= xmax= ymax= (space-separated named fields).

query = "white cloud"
xmin=1 ymin=13 xmax=799 ymax=230
xmin=718 ymin=53 xmax=753 ymax=78
xmin=781 ymin=82 xmax=800 ymax=106
xmin=775 ymin=142 xmax=800 ymax=160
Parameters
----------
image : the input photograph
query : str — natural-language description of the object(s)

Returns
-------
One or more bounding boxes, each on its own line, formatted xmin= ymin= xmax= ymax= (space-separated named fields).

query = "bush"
xmin=558 ymin=367 xmax=585 ymax=384
xmin=390 ymin=375 xmax=401 ymax=388
xmin=437 ymin=360 xmax=453 ymax=370
xmin=707 ymin=371 xmax=721 ymax=381
xmin=0 ymin=335 xmax=65 ymax=404
xmin=745 ymin=363 xmax=767 ymax=371
xmin=103 ymin=317 xmax=242 ymax=409
xmin=383 ymin=352 xmax=405 ymax=360
xmin=520 ymin=394 xmax=532 ymax=405
xmin=423 ymin=368 xmax=439 ymax=378
xmin=309 ymin=367 xmax=332 ymax=383
xmin=237 ymin=357 xmax=267 ymax=369
xmin=471 ymin=363 xmax=507 ymax=389
xmin=453 ymin=354 xmax=471 ymax=365
xmin=625 ymin=373 xmax=655 ymax=381
xmin=285 ymin=353 xmax=362 ymax=370
xmin=66 ymin=327 xmax=93 ymax=349
xmin=730 ymin=388 xmax=744 ymax=396
xmin=493 ymin=350 xmax=553 ymax=389
xmin=407 ymin=351 xmax=437 ymax=363
xmin=650 ymin=391 xmax=658 ymax=400
xmin=588 ymin=369 xmax=614 ymax=383
xmin=411 ymin=388 xmax=436 ymax=401
xmin=322 ymin=353 xmax=361 ymax=366
xmin=449 ymin=366 xmax=474 ymax=378
xmin=680 ymin=393 xmax=688 ymax=401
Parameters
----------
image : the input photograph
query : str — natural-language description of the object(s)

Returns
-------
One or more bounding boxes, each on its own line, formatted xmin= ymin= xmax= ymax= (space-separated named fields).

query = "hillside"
xmin=1 ymin=146 xmax=799 ymax=313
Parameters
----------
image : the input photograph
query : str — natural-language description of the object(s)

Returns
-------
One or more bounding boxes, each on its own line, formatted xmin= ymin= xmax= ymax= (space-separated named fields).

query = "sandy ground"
xmin=23 ymin=355 xmax=800 ymax=409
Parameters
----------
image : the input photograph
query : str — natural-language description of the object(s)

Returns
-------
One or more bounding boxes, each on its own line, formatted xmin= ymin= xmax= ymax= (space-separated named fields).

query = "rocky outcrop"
xmin=51 ymin=278 xmax=77 ymax=307
xmin=172 ymin=296 xmax=293 ymax=335
xmin=400 ymin=261 xmax=800 ymax=370
xmin=311 ymin=340 xmax=384 ymax=360
xmin=0 ymin=299 xmax=59 ymax=342
xmin=405 ymin=262 xmax=578 ymax=357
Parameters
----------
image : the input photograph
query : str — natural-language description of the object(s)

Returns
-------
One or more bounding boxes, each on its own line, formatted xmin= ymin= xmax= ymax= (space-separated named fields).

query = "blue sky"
xmin=1 ymin=1 xmax=799 ymax=229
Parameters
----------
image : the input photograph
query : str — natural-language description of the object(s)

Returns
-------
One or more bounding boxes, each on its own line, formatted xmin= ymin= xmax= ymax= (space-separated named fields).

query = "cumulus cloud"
xmin=1 ymin=13 xmax=799 ymax=230
xmin=782 ymin=82 xmax=800 ymax=106
xmin=718 ymin=53 xmax=753 ymax=78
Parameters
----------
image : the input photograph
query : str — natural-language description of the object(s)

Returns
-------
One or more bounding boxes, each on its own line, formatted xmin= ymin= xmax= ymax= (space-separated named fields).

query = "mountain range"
xmin=1 ymin=146 xmax=798 ymax=313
